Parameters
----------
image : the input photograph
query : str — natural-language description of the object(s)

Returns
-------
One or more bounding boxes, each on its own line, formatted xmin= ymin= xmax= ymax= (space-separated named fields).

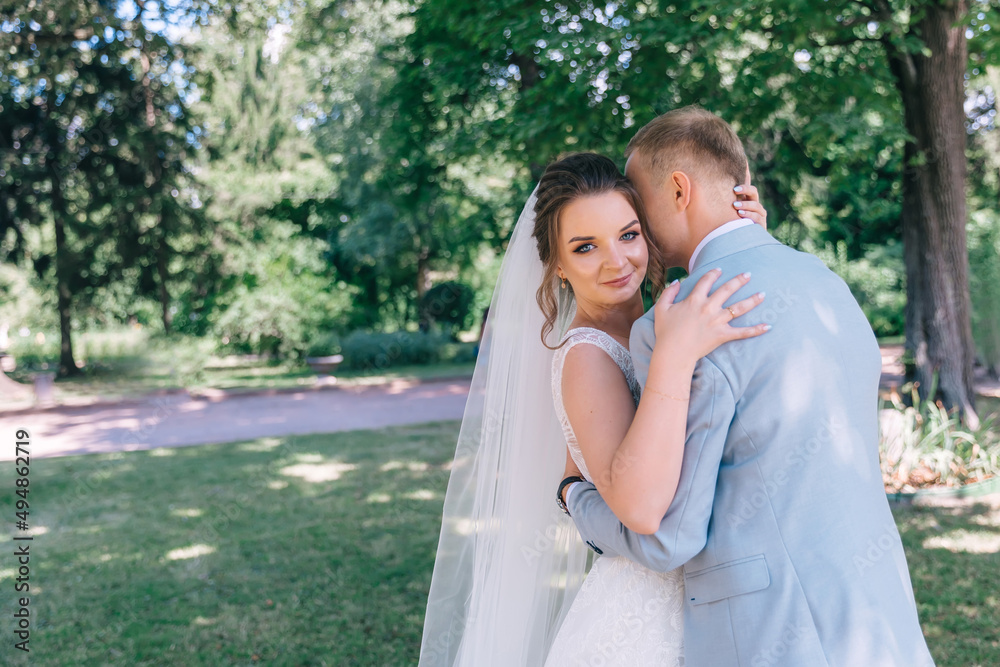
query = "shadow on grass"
xmin=0 ymin=421 xmax=995 ymax=666
xmin=0 ymin=422 xmax=458 ymax=666
xmin=891 ymin=498 xmax=1000 ymax=666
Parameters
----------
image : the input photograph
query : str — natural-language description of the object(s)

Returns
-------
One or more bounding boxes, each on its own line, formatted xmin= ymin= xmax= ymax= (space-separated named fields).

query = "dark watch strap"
xmin=557 ymin=475 xmax=585 ymax=516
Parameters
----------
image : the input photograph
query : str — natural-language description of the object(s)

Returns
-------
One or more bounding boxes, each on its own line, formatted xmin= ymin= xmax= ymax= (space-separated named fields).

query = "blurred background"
xmin=1 ymin=0 xmax=999 ymax=405
xmin=1 ymin=1 xmax=999 ymax=665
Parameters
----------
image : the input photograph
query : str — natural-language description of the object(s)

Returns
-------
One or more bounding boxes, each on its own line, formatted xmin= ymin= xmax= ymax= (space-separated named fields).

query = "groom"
xmin=560 ymin=107 xmax=935 ymax=666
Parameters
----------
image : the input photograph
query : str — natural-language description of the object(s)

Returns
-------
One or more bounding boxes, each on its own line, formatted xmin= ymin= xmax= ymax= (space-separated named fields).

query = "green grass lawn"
xmin=0 ymin=422 xmax=996 ymax=666
xmin=893 ymin=499 xmax=1000 ymax=665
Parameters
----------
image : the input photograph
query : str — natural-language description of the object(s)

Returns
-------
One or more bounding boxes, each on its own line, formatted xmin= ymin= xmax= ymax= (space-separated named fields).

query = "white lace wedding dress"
xmin=544 ymin=327 xmax=685 ymax=667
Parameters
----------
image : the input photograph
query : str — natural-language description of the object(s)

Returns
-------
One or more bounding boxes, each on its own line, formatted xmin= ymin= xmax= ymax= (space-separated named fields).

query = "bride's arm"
xmin=561 ymin=344 xmax=691 ymax=534
xmin=567 ymin=357 xmax=736 ymax=572
xmin=563 ymin=271 xmax=767 ymax=534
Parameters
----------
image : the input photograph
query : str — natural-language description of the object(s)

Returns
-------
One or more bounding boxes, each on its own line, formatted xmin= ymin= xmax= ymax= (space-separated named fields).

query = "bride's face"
xmin=556 ymin=191 xmax=649 ymax=308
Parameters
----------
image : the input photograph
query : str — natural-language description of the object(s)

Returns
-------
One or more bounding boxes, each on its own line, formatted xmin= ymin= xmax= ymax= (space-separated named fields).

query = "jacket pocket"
xmin=685 ymin=554 xmax=770 ymax=606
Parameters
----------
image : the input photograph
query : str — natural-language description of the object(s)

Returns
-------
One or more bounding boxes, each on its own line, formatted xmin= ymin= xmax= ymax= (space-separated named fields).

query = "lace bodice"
xmin=551 ymin=327 xmax=642 ymax=482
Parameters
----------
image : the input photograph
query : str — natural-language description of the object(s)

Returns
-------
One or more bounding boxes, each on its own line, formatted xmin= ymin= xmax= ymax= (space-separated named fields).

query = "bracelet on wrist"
xmin=644 ymin=386 xmax=690 ymax=402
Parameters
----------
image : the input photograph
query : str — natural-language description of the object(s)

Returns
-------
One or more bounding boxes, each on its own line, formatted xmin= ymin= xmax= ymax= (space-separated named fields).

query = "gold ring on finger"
xmin=727 ymin=306 xmax=737 ymax=320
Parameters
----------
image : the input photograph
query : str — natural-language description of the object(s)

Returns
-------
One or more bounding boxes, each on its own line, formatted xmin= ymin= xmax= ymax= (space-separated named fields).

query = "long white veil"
xmin=418 ymin=186 xmax=594 ymax=665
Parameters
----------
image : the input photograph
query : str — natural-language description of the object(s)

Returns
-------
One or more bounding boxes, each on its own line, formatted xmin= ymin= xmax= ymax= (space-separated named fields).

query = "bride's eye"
xmin=573 ymin=243 xmax=595 ymax=254
xmin=621 ymin=231 xmax=639 ymax=241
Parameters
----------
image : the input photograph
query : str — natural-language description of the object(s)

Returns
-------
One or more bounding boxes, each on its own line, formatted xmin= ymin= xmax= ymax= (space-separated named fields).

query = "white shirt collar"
xmin=687 ymin=219 xmax=756 ymax=273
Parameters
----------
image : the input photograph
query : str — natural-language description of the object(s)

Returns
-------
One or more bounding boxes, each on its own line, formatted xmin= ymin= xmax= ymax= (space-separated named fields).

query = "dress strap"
xmin=556 ymin=327 xmax=640 ymax=400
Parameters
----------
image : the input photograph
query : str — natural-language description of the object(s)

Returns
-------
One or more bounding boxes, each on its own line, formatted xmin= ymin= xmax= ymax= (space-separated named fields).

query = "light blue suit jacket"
xmin=566 ymin=225 xmax=934 ymax=666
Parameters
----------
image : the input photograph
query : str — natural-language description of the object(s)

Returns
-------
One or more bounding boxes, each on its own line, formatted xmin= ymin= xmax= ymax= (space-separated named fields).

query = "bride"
xmin=418 ymin=152 xmax=768 ymax=665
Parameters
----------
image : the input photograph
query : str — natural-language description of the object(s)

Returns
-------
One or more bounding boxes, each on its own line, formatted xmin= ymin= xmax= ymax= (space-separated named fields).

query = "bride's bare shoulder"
xmin=560 ymin=341 xmax=632 ymax=398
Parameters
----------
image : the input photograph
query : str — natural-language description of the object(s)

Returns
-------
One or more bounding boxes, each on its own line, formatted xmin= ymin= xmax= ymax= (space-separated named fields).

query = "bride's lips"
xmin=602 ymin=271 xmax=634 ymax=288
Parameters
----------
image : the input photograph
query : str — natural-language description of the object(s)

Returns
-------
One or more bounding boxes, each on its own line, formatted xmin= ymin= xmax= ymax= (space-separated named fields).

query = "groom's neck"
xmin=679 ymin=209 xmax=744 ymax=268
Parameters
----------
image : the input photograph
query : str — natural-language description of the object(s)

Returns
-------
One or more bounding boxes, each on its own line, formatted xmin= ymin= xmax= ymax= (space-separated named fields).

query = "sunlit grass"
xmin=0 ymin=422 xmax=995 ymax=665
xmin=0 ymin=422 xmax=457 ymax=666
xmin=894 ymin=499 xmax=1000 ymax=664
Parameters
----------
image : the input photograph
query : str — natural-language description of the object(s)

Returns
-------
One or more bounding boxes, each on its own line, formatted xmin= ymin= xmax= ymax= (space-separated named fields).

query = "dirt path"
xmin=0 ymin=378 xmax=471 ymax=460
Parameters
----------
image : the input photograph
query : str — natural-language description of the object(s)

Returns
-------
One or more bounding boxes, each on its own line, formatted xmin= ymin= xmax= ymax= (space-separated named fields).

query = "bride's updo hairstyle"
xmin=531 ymin=152 xmax=665 ymax=349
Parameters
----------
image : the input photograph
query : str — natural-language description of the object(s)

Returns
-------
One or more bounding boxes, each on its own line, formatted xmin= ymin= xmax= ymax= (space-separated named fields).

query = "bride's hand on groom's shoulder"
xmin=733 ymin=183 xmax=767 ymax=230
xmin=652 ymin=270 xmax=770 ymax=361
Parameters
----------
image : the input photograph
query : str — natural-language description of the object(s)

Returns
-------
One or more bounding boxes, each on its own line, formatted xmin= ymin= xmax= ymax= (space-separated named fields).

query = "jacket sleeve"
xmin=630 ymin=311 xmax=655 ymax=390
xmin=566 ymin=356 xmax=736 ymax=572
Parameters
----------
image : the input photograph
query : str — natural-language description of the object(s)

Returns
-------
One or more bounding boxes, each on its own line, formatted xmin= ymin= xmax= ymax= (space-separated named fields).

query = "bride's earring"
xmin=561 ymin=277 xmax=567 ymax=290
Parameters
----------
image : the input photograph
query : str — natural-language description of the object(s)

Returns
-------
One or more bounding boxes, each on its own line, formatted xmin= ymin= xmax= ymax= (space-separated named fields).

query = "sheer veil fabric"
xmin=418 ymin=187 xmax=594 ymax=665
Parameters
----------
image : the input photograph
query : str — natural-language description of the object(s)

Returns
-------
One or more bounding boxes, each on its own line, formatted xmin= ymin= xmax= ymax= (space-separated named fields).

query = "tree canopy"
xmin=1 ymin=0 xmax=997 ymax=414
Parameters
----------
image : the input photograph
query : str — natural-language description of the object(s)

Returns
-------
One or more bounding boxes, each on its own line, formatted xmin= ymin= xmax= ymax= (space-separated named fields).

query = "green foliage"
xmin=812 ymin=240 xmax=906 ymax=337
xmin=305 ymin=331 xmax=342 ymax=358
xmin=4 ymin=0 xmax=996 ymax=379
xmin=419 ymin=281 xmax=475 ymax=337
xmin=5 ymin=329 xmax=60 ymax=373
xmin=7 ymin=325 xmax=152 ymax=376
xmin=0 ymin=0 xmax=204 ymax=375
xmin=291 ymin=0 xmax=526 ymax=331
xmin=881 ymin=379 xmax=1000 ymax=492
xmin=968 ymin=208 xmax=1000 ymax=374
xmin=0 ymin=262 xmax=55 ymax=333
xmin=211 ymin=264 xmax=352 ymax=361
xmin=339 ymin=330 xmax=455 ymax=371
xmin=213 ymin=285 xmax=313 ymax=359
xmin=203 ymin=220 xmax=354 ymax=359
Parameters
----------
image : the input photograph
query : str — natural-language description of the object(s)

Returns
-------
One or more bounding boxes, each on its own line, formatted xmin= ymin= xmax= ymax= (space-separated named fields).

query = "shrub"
xmin=968 ymin=209 xmax=1000 ymax=375
xmin=75 ymin=327 xmax=150 ymax=375
xmin=213 ymin=285 xmax=309 ymax=359
xmin=880 ymin=378 xmax=1000 ymax=492
xmin=5 ymin=331 xmax=60 ymax=375
xmin=419 ymin=282 xmax=475 ymax=338
xmin=339 ymin=330 xmax=450 ymax=371
xmin=0 ymin=263 xmax=56 ymax=334
xmin=305 ymin=332 xmax=342 ymax=358
xmin=211 ymin=275 xmax=351 ymax=360
xmin=440 ymin=341 xmax=478 ymax=364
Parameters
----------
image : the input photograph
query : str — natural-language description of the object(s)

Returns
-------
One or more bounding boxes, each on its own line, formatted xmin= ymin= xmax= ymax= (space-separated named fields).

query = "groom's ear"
xmin=669 ymin=171 xmax=692 ymax=212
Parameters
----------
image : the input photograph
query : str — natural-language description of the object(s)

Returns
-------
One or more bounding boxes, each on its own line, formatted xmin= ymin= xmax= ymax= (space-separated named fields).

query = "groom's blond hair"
xmin=625 ymin=106 xmax=748 ymax=189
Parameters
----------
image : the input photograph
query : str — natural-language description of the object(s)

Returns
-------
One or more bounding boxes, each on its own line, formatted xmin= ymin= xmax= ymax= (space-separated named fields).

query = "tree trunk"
xmin=416 ymin=248 xmax=431 ymax=332
xmin=885 ymin=0 xmax=977 ymax=424
xmin=47 ymin=164 xmax=80 ymax=378
xmin=154 ymin=213 xmax=173 ymax=334
xmin=156 ymin=244 xmax=173 ymax=334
